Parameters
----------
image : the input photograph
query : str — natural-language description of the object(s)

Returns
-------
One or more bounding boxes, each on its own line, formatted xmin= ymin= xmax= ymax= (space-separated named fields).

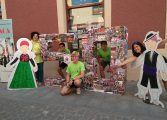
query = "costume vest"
xmin=141 ymin=51 xmax=158 ymax=88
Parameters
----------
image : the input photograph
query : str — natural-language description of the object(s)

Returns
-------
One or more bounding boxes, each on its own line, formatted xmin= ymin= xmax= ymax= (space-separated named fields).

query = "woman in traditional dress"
xmin=7 ymin=38 xmax=37 ymax=90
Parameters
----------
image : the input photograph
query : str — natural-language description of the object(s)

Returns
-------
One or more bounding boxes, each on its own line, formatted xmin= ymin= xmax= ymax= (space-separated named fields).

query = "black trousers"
xmin=35 ymin=62 xmax=44 ymax=83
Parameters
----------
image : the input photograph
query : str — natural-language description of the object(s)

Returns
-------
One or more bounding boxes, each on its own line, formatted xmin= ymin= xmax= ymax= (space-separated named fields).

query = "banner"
xmin=0 ymin=19 xmax=14 ymax=82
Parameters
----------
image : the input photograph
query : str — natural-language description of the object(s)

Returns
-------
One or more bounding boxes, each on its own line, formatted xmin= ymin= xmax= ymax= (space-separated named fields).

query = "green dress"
xmin=8 ymin=54 xmax=37 ymax=89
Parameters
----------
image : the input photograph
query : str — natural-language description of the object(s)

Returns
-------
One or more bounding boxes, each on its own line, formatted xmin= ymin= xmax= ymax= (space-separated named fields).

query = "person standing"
xmin=31 ymin=32 xmax=44 ymax=86
xmin=116 ymin=41 xmax=167 ymax=92
xmin=116 ymin=41 xmax=146 ymax=67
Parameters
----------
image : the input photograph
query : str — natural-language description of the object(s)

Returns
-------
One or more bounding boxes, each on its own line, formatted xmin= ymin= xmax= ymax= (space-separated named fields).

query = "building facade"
xmin=1 ymin=0 xmax=165 ymax=47
xmin=1 ymin=0 xmax=167 ymax=80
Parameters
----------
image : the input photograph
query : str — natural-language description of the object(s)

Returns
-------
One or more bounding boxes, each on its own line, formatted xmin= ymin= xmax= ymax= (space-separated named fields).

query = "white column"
xmin=57 ymin=0 xmax=67 ymax=33
xmin=1 ymin=0 xmax=7 ymax=19
xmin=165 ymin=1 xmax=167 ymax=38
xmin=104 ymin=0 xmax=111 ymax=27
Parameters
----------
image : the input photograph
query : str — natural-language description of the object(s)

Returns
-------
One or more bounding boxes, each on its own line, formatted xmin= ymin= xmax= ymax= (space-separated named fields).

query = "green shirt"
xmin=64 ymin=48 xmax=70 ymax=54
xmin=66 ymin=61 xmax=85 ymax=80
xmin=97 ymin=47 xmax=110 ymax=62
xmin=32 ymin=40 xmax=43 ymax=63
xmin=60 ymin=48 xmax=70 ymax=54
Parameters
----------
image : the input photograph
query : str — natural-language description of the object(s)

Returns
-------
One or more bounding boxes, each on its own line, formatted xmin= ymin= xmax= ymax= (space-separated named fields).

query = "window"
xmin=72 ymin=0 xmax=99 ymax=6
xmin=66 ymin=0 xmax=104 ymax=33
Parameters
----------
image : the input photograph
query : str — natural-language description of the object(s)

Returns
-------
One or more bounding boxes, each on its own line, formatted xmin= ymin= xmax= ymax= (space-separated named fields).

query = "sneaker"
xmin=76 ymin=88 xmax=81 ymax=95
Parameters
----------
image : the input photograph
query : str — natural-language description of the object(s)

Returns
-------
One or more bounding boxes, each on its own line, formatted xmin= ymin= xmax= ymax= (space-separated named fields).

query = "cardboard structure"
xmin=39 ymin=33 xmax=76 ymax=61
xmin=6 ymin=38 xmax=38 ymax=90
xmin=39 ymin=27 xmax=128 ymax=92
xmin=82 ymin=26 xmax=128 ymax=94
xmin=39 ymin=33 xmax=74 ymax=86
xmin=133 ymin=31 xmax=167 ymax=108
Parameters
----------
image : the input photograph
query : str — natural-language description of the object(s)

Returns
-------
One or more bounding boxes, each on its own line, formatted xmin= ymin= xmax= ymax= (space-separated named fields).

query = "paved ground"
xmin=0 ymin=81 xmax=167 ymax=120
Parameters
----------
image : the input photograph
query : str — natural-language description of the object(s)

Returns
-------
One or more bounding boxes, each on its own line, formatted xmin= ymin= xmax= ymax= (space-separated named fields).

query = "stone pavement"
xmin=0 ymin=81 xmax=167 ymax=120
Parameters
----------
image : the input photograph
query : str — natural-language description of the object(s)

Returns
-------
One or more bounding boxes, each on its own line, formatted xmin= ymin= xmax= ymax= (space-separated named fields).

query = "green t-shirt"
xmin=32 ymin=40 xmax=43 ymax=63
xmin=66 ymin=61 xmax=85 ymax=80
xmin=61 ymin=48 xmax=70 ymax=54
xmin=97 ymin=47 xmax=110 ymax=62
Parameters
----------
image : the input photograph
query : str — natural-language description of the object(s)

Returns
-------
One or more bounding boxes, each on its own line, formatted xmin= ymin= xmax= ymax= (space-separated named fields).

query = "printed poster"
xmin=0 ymin=19 xmax=14 ymax=82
